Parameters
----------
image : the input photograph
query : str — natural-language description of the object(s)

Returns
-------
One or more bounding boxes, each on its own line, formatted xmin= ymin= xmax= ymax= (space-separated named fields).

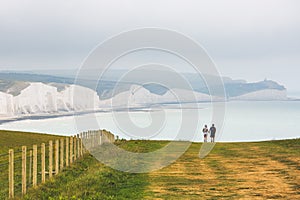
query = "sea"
xmin=0 ymin=101 xmax=299 ymax=142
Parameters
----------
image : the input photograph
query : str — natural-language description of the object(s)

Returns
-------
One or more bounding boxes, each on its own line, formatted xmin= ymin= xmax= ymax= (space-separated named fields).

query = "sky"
xmin=0 ymin=0 xmax=299 ymax=93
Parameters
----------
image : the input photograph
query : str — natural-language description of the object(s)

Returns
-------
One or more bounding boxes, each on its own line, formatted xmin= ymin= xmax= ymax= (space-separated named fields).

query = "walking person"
xmin=209 ymin=124 xmax=216 ymax=143
xmin=202 ymin=125 xmax=208 ymax=142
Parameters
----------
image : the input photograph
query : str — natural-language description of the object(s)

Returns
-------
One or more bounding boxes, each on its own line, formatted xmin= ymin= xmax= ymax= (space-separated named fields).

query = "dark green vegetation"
xmin=22 ymin=140 xmax=169 ymax=200
xmin=0 ymin=130 xmax=299 ymax=199
xmin=23 ymin=155 xmax=148 ymax=200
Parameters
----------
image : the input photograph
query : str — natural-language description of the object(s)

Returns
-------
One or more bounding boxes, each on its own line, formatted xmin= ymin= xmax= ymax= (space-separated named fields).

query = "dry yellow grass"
xmin=145 ymin=140 xmax=300 ymax=199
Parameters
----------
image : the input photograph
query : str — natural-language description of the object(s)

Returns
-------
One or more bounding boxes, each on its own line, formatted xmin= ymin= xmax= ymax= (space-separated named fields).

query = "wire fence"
xmin=0 ymin=130 xmax=115 ymax=199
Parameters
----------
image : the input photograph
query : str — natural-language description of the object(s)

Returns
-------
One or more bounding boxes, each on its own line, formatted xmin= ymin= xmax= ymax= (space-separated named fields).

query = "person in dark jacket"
xmin=209 ymin=124 xmax=216 ymax=143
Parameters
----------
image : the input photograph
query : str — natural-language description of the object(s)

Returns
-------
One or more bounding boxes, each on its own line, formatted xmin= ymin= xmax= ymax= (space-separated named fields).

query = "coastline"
xmin=1 ymin=99 xmax=299 ymax=125
xmin=0 ymin=102 xmax=210 ymax=125
xmin=0 ymin=110 xmax=104 ymax=125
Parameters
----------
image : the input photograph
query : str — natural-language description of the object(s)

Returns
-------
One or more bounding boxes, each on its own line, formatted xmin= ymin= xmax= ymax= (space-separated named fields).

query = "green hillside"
xmin=0 ymin=130 xmax=299 ymax=199
xmin=0 ymin=130 xmax=65 ymax=199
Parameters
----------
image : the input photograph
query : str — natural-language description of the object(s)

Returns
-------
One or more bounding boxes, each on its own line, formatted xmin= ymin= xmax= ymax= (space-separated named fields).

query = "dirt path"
xmin=146 ymin=145 xmax=222 ymax=199
xmin=209 ymin=145 xmax=300 ymax=199
xmin=145 ymin=142 xmax=300 ymax=199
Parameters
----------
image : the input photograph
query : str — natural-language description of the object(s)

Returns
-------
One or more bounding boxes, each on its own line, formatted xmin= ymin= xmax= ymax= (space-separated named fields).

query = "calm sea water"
xmin=0 ymin=101 xmax=299 ymax=142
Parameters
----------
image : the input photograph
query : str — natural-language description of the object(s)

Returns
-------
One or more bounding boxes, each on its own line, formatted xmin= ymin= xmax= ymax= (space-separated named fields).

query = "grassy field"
xmin=0 ymin=130 xmax=65 ymax=199
xmin=0 ymin=130 xmax=299 ymax=199
xmin=0 ymin=130 xmax=65 ymax=154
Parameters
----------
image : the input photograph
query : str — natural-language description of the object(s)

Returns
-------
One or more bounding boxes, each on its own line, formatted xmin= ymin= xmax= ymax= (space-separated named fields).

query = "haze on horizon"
xmin=0 ymin=0 xmax=299 ymax=94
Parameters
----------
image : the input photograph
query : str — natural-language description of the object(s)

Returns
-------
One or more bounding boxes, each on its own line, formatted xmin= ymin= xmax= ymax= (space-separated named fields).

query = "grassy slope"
xmin=22 ymin=140 xmax=167 ymax=200
xmin=0 ymin=130 xmax=65 ymax=199
xmin=0 ymin=130 xmax=65 ymax=154
xmin=0 ymin=131 xmax=299 ymax=199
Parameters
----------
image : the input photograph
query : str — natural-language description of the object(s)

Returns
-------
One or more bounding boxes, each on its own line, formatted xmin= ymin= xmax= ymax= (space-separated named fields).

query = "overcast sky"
xmin=0 ymin=0 xmax=299 ymax=92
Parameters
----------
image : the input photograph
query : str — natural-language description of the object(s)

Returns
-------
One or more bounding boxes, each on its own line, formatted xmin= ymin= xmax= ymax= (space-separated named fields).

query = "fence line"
xmin=6 ymin=129 xmax=115 ymax=199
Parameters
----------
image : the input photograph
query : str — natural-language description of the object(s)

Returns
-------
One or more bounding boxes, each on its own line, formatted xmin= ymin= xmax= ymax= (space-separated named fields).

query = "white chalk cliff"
xmin=0 ymin=91 xmax=14 ymax=115
xmin=0 ymin=82 xmax=100 ymax=117
xmin=99 ymin=86 xmax=288 ymax=109
xmin=0 ymin=81 xmax=288 ymax=118
xmin=14 ymin=82 xmax=58 ymax=114
xmin=57 ymin=84 xmax=100 ymax=111
xmin=98 ymin=85 xmax=219 ymax=108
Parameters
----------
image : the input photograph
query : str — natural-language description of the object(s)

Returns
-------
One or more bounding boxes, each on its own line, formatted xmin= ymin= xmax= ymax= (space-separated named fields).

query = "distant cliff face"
xmin=0 ymin=72 xmax=289 ymax=117
xmin=99 ymin=84 xmax=288 ymax=108
xmin=14 ymin=82 xmax=58 ymax=114
xmin=0 ymin=91 xmax=14 ymax=115
xmin=99 ymin=85 xmax=215 ymax=108
xmin=230 ymin=89 xmax=287 ymax=101
xmin=0 ymin=82 xmax=100 ymax=116
xmin=224 ymin=80 xmax=286 ymax=98
xmin=57 ymin=84 xmax=100 ymax=111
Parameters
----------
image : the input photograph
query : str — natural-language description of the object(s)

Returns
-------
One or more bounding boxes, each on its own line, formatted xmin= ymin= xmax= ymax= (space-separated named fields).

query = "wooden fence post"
xmin=77 ymin=134 xmax=80 ymax=158
xmin=74 ymin=136 xmax=77 ymax=161
xmin=55 ymin=140 xmax=59 ymax=175
xmin=82 ymin=132 xmax=86 ymax=152
xmin=9 ymin=149 xmax=14 ymax=198
xmin=60 ymin=139 xmax=64 ymax=170
xmin=70 ymin=137 xmax=73 ymax=164
xmin=29 ymin=150 xmax=32 ymax=185
xmin=49 ymin=140 xmax=53 ymax=178
xmin=80 ymin=133 xmax=83 ymax=156
xmin=65 ymin=137 xmax=69 ymax=167
xmin=22 ymin=146 xmax=27 ymax=195
xmin=41 ymin=143 xmax=46 ymax=183
xmin=82 ymin=132 xmax=85 ymax=154
xmin=33 ymin=145 xmax=37 ymax=187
